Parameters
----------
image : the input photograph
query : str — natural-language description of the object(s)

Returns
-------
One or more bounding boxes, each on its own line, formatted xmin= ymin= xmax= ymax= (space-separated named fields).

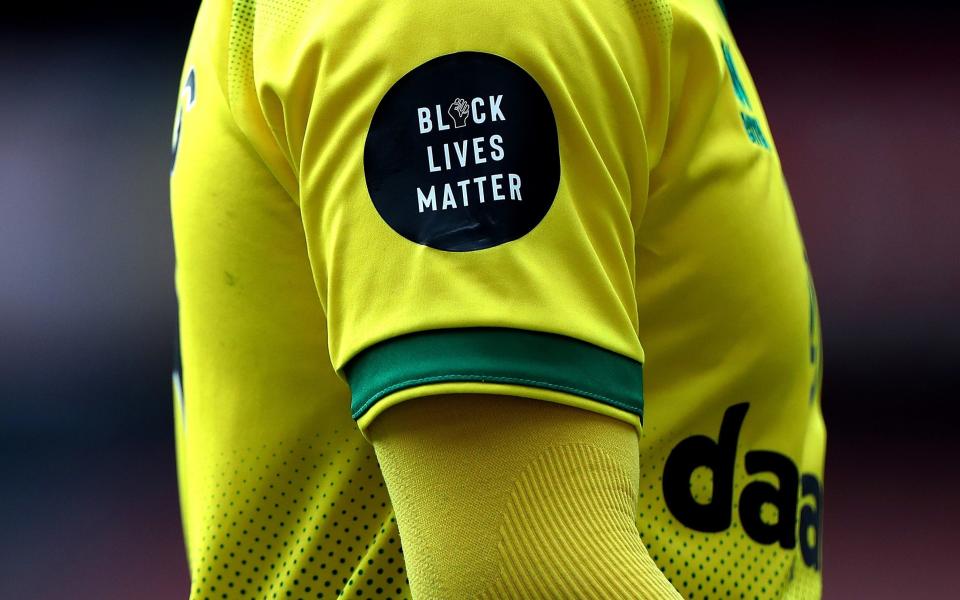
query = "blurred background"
xmin=1 ymin=1 xmax=957 ymax=598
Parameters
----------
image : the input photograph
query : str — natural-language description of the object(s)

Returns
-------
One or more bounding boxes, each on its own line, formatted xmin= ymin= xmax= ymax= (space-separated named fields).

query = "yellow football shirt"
xmin=170 ymin=0 xmax=825 ymax=598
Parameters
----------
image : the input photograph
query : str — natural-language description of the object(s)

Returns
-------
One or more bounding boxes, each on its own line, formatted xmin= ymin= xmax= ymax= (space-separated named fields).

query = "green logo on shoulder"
xmin=721 ymin=40 xmax=770 ymax=149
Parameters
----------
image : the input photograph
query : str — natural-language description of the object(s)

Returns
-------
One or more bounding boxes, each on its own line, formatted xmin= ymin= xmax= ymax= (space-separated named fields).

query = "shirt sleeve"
xmin=259 ymin=0 xmax=658 ymax=435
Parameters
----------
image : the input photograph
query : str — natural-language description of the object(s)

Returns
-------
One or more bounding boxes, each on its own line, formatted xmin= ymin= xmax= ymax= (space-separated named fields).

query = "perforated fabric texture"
xmin=227 ymin=0 xmax=257 ymax=109
xmin=189 ymin=431 xmax=410 ymax=599
xmin=623 ymin=0 xmax=674 ymax=46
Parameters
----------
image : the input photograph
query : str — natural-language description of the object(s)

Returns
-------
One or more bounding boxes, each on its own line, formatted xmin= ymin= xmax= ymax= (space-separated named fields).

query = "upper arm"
xmin=368 ymin=393 xmax=681 ymax=599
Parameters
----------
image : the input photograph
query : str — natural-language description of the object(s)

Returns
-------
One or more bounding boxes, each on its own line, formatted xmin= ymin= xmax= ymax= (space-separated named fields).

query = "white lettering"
xmin=426 ymin=146 xmax=442 ymax=173
xmin=471 ymin=97 xmax=486 ymax=124
xmin=435 ymin=104 xmax=450 ymax=131
xmin=417 ymin=186 xmax=437 ymax=212
xmin=473 ymin=176 xmax=488 ymax=203
xmin=489 ymin=95 xmax=505 ymax=121
xmin=443 ymin=143 xmax=452 ymax=170
xmin=457 ymin=179 xmax=471 ymax=206
xmin=472 ymin=137 xmax=487 ymax=164
xmin=418 ymin=107 xmax=433 ymax=134
xmin=442 ymin=183 xmax=457 ymax=209
xmin=489 ymin=134 xmax=505 ymax=161
xmin=416 ymin=173 xmax=521 ymax=212
xmin=508 ymin=173 xmax=522 ymax=200
xmin=491 ymin=173 xmax=505 ymax=201
xmin=452 ymin=140 xmax=469 ymax=168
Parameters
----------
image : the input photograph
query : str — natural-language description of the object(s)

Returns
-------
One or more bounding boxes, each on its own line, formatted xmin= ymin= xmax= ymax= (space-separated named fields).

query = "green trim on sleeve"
xmin=344 ymin=328 xmax=643 ymax=422
xmin=716 ymin=0 xmax=728 ymax=18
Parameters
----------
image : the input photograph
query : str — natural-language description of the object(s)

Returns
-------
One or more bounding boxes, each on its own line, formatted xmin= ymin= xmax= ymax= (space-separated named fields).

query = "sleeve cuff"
xmin=343 ymin=327 xmax=644 ymax=435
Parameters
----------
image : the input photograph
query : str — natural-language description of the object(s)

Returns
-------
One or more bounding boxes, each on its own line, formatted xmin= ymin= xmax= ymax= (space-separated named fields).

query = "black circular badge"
xmin=364 ymin=52 xmax=561 ymax=252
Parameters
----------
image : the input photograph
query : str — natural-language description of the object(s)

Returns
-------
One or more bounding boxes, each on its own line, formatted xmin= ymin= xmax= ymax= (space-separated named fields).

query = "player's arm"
xmin=243 ymin=0 xmax=677 ymax=596
xmin=369 ymin=393 xmax=682 ymax=599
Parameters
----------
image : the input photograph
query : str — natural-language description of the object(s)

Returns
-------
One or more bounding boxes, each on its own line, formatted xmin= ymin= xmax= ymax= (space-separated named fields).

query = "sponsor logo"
xmin=721 ymin=41 xmax=770 ymax=149
xmin=663 ymin=403 xmax=823 ymax=570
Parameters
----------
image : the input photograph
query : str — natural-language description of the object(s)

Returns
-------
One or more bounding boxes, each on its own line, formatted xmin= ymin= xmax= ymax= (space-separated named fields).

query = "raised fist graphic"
xmin=448 ymin=98 xmax=471 ymax=128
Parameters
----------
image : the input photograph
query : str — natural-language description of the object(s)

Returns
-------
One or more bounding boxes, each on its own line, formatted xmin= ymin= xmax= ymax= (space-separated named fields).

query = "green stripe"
xmin=345 ymin=328 xmax=644 ymax=421
xmin=717 ymin=0 xmax=728 ymax=19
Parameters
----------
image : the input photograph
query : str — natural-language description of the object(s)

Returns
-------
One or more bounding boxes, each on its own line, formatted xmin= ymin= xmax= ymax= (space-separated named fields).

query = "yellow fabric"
xmin=292 ymin=4 xmax=648 ymax=374
xmin=170 ymin=0 xmax=826 ymax=598
xmin=356 ymin=382 xmax=642 ymax=437
xmin=369 ymin=394 xmax=683 ymax=600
